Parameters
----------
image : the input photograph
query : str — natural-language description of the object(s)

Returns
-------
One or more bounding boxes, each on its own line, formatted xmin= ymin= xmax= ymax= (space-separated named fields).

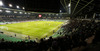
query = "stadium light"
xmin=16 ymin=5 xmax=19 ymax=8
xmin=68 ymin=3 xmax=71 ymax=7
xmin=22 ymin=7 xmax=25 ymax=9
xmin=0 ymin=0 xmax=3 ymax=6
xmin=60 ymin=10 xmax=62 ymax=13
xmin=0 ymin=9 xmax=2 ymax=12
xmin=19 ymin=12 xmax=22 ymax=14
xmin=6 ymin=10 xmax=11 ymax=13
xmin=9 ymin=4 xmax=13 ymax=7
xmin=14 ymin=11 xmax=17 ymax=13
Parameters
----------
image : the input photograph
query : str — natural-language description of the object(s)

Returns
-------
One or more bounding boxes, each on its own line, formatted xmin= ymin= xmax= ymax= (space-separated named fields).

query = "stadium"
xmin=0 ymin=0 xmax=100 ymax=51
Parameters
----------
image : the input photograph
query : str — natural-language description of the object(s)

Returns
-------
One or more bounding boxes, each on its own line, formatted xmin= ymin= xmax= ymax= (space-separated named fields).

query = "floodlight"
xmin=0 ymin=0 xmax=3 ymax=6
xmin=23 ymin=7 xmax=25 ymax=9
xmin=68 ymin=3 xmax=71 ymax=7
xmin=16 ymin=5 xmax=19 ymax=8
xmin=19 ymin=12 xmax=22 ymax=14
xmin=6 ymin=10 xmax=11 ymax=13
xmin=9 ymin=4 xmax=13 ymax=7
xmin=60 ymin=10 xmax=62 ymax=13
xmin=0 ymin=9 xmax=2 ymax=12
xmin=14 ymin=11 xmax=17 ymax=13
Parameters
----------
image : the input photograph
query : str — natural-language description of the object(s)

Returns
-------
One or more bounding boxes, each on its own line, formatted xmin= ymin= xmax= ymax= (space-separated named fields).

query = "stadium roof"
xmin=61 ymin=0 xmax=100 ymax=17
xmin=1 ymin=0 xmax=100 ymax=16
xmin=2 ymin=0 xmax=60 ymax=13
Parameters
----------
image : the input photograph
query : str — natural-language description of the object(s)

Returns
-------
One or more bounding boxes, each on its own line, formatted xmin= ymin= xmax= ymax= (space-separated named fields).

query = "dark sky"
xmin=3 ymin=0 xmax=25 ymax=8
xmin=2 ymin=0 xmax=60 ymax=13
xmin=25 ymin=0 xmax=60 ymax=13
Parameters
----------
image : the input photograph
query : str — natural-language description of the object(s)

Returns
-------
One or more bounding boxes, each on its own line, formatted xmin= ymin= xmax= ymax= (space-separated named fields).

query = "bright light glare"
xmin=9 ymin=4 xmax=13 ymax=7
xmin=0 ymin=1 xmax=3 ymax=6
xmin=16 ymin=5 xmax=19 ymax=8
xmin=0 ymin=9 xmax=2 ymax=12
xmin=19 ymin=12 xmax=22 ymax=14
xmin=6 ymin=10 xmax=11 ymax=13
xmin=23 ymin=7 xmax=25 ymax=9
xmin=14 ymin=11 xmax=17 ymax=13
xmin=68 ymin=3 xmax=71 ymax=7
xmin=60 ymin=10 xmax=62 ymax=12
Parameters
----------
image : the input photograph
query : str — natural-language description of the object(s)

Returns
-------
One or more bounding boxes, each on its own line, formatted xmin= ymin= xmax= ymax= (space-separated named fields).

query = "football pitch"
xmin=0 ymin=21 xmax=63 ymax=40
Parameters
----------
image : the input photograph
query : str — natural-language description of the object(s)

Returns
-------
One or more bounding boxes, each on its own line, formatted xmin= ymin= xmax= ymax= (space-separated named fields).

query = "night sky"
xmin=2 ymin=0 xmax=60 ymax=13
xmin=25 ymin=0 xmax=60 ymax=13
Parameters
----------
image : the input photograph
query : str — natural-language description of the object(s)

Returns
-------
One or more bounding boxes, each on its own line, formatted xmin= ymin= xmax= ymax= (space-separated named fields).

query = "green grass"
xmin=0 ymin=34 xmax=22 ymax=42
xmin=0 ymin=21 xmax=63 ymax=39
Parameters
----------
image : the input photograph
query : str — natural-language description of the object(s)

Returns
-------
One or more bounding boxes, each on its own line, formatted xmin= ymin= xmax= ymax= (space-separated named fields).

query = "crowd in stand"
xmin=0 ymin=17 xmax=35 ymax=22
xmin=0 ymin=19 xmax=100 ymax=51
